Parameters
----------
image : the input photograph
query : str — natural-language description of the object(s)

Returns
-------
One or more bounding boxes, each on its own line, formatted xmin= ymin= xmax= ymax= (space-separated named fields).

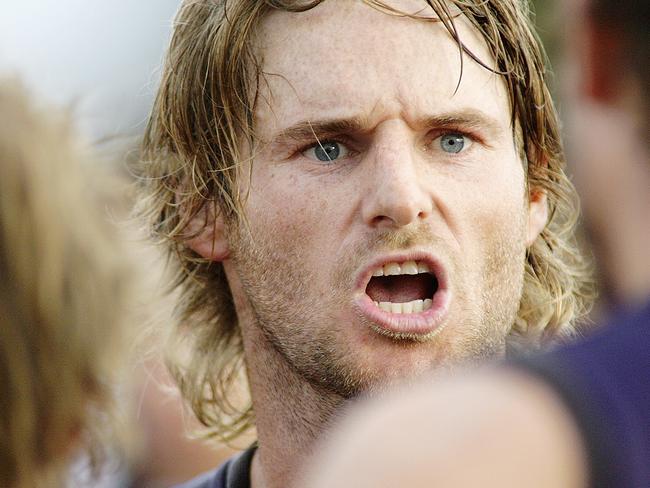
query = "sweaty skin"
xmin=225 ymin=0 xmax=546 ymax=397
xmin=190 ymin=1 xmax=548 ymax=487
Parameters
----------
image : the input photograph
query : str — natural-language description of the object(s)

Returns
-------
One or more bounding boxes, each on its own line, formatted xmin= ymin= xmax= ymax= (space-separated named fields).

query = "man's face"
xmin=224 ymin=0 xmax=543 ymax=397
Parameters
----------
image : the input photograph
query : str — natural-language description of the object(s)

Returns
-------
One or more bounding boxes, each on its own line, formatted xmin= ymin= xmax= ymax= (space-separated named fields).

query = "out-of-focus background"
xmin=1 ymin=0 xmax=176 ymax=141
xmin=533 ymin=0 xmax=650 ymax=314
xmin=1 ymin=0 xmax=647 ymax=486
xmin=1 ymin=2 xmax=245 ymax=487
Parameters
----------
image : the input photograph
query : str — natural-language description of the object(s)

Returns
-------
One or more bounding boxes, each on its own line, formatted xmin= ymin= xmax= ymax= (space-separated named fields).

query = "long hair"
xmin=135 ymin=0 xmax=593 ymax=443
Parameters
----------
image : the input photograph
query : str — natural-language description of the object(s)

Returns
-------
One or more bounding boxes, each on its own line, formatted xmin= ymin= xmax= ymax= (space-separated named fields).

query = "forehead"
xmin=254 ymin=0 xmax=511 ymax=136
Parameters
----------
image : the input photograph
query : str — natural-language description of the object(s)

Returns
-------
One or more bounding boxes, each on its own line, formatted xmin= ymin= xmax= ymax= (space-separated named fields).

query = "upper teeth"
xmin=372 ymin=260 xmax=431 ymax=277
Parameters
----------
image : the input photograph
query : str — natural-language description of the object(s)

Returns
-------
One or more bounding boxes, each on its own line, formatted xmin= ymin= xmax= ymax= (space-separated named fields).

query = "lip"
xmin=353 ymin=251 xmax=451 ymax=338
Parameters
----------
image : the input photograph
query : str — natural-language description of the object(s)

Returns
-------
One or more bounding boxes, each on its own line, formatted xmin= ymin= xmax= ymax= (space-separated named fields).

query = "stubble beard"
xmin=229 ymin=218 xmax=527 ymax=402
xmin=230 ymin=222 xmax=369 ymax=400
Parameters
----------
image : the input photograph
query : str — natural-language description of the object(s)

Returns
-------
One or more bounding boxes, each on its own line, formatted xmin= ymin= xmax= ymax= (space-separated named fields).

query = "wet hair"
xmin=135 ymin=0 xmax=593 ymax=443
xmin=0 ymin=81 xmax=128 ymax=487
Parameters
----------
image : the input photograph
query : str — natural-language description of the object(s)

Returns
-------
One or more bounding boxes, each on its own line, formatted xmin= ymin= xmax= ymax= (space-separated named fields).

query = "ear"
xmin=184 ymin=203 xmax=230 ymax=261
xmin=526 ymin=189 xmax=548 ymax=247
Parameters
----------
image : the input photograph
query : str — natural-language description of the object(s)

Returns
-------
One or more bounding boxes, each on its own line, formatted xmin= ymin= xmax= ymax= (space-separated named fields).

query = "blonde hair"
xmin=136 ymin=0 xmax=593 ymax=443
xmin=0 ymin=82 xmax=128 ymax=487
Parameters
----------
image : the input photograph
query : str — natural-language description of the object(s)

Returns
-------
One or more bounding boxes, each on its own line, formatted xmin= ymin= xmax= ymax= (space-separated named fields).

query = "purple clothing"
xmin=521 ymin=301 xmax=650 ymax=488
xmin=174 ymin=446 xmax=255 ymax=488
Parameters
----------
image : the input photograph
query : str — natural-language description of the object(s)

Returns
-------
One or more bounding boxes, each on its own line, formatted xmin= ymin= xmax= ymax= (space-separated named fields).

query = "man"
xmin=136 ymin=1 xmax=591 ymax=487
xmin=0 ymin=81 xmax=128 ymax=487
xmin=303 ymin=0 xmax=650 ymax=486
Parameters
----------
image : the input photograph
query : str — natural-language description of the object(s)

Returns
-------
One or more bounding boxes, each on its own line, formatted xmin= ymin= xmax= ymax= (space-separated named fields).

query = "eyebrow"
xmin=269 ymin=109 xmax=504 ymax=146
xmin=420 ymin=110 xmax=503 ymax=136
xmin=270 ymin=117 xmax=367 ymax=146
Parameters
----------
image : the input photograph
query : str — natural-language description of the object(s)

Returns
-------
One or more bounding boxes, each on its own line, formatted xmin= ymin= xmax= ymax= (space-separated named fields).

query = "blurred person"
xmin=129 ymin=351 xmax=251 ymax=487
xmin=562 ymin=0 xmax=650 ymax=310
xmin=0 ymin=81 xmax=130 ymax=486
xmin=122 ymin=201 xmax=250 ymax=487
xmin=135 ymin=1 xmax=593 ymax=487
xmin=303 ymin=0 xmax=650 ymax=486
xmin=2 ymin=2 xmax=250 ymax=483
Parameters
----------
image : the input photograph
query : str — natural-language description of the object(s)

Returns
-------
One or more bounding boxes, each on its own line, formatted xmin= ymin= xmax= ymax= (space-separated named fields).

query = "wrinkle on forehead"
xmin=254 ymin=0 xmax=508 ymax=137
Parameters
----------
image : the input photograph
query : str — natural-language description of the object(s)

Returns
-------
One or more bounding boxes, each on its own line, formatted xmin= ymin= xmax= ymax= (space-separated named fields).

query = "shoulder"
xmin=516 ymin=300 xmax=650 ymax=488
xmin=174 ymin=445 xmax=257 ymax=488
xmin=174 ymin=464 xmax=227 ymax=488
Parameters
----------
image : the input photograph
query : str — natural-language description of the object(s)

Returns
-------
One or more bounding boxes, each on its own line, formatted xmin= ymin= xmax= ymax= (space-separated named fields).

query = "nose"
xmin=361 ymin=135 xmax=433 ymax=229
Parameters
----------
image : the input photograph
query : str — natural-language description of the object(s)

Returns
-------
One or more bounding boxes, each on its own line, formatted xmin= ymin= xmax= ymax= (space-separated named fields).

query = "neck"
xmin=240 ymin=320 xmax=347 ymax=488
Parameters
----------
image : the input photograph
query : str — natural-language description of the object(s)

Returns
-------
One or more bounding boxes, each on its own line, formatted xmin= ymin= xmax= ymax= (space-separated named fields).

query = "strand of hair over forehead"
xmin=263 ymin=0 xmax=520 ymax=96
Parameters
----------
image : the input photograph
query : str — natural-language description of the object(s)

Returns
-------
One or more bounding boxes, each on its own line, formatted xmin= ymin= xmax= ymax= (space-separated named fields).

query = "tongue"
xmin=366 ymin=275 xmax=435 ymax=303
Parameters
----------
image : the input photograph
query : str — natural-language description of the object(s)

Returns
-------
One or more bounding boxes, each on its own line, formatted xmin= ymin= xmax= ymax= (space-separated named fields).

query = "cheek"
xmin=483 ymin=195 xmax=527 ymax=252
xmin=245 ymin=167 xmax=337 ymax=250
xmin=449 ymin=166 xmax=528 ymax=261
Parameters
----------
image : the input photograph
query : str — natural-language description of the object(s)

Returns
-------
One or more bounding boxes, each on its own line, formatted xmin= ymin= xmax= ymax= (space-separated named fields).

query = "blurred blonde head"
xmin=0 ymin=81 xmax=128 ymax=487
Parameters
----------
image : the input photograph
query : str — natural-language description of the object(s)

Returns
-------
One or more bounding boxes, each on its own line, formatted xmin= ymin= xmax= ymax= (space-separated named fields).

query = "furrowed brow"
xmin=271 ymin=117 xmax=367 ymax=146
xmin=267 ymin=110 xmax=503 ymax=147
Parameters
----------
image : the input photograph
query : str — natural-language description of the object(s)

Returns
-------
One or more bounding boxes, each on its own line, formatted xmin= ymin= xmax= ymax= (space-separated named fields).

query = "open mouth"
xmin=365 ymin=260 xmax=438 ymax=314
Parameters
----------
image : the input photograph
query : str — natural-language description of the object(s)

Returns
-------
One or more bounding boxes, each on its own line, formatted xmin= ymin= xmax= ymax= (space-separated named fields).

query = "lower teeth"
xmin=375 ymin=299 xmax=433 ymax=314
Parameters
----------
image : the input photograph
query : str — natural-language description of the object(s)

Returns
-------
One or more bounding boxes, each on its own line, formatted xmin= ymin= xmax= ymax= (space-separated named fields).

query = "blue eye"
xmin=439 ymin=134 xmax=467 ymax=154
xmin=303 ymin=140 xmax=349 ymax=162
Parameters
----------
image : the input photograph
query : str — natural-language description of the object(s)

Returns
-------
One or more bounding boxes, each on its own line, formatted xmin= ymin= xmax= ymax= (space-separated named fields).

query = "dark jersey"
xmin=174 ymin=446 xmax=256 ymax=488
xmin=521 ymin=301 xmax=650 ymax=488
